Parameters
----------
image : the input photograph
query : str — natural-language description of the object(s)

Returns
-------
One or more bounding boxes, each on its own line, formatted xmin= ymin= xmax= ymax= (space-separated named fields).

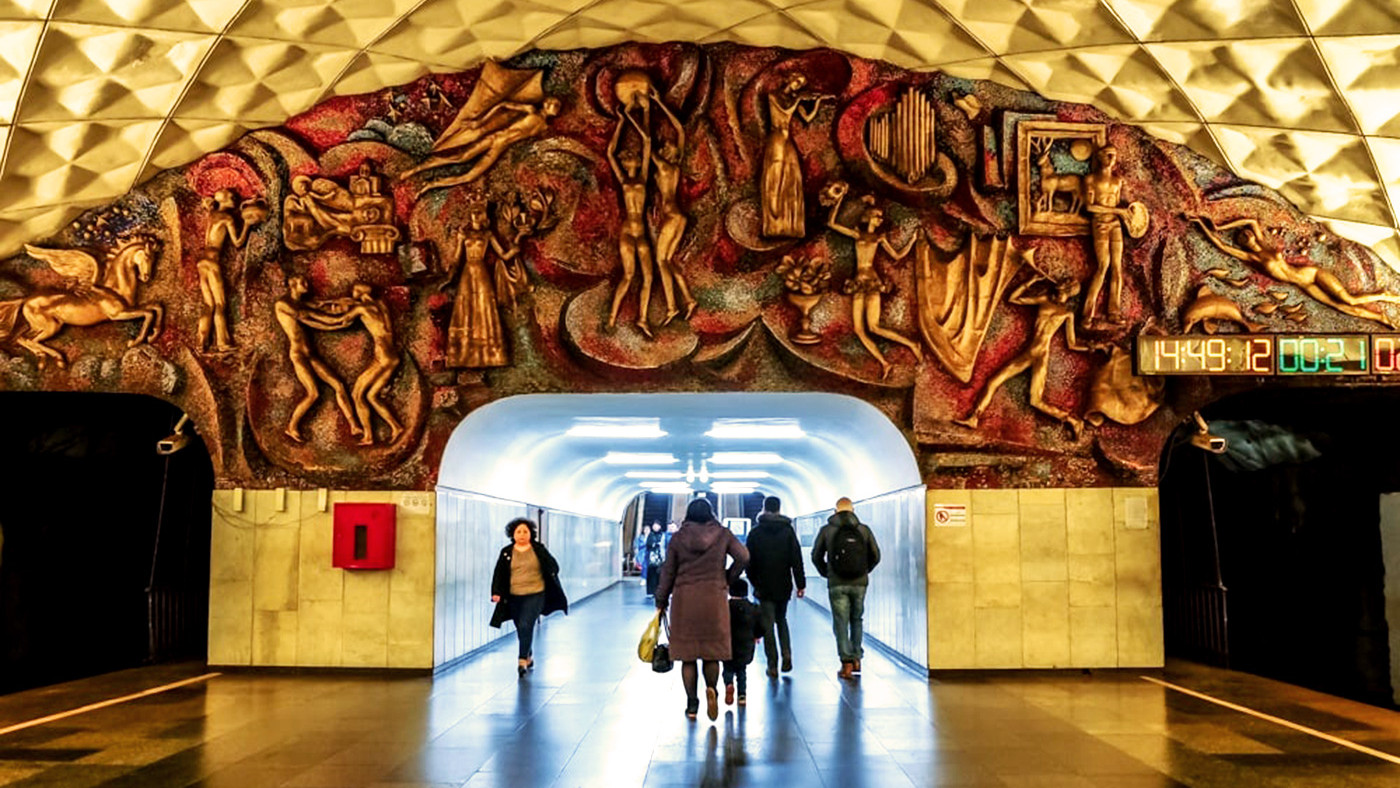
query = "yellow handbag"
xmin=638 ymin=610 xmax=662 ymax=663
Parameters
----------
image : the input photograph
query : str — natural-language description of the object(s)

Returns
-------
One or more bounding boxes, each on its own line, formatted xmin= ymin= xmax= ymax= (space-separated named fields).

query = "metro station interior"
xmin=4 ymin=2 xmax=1400 ymax=786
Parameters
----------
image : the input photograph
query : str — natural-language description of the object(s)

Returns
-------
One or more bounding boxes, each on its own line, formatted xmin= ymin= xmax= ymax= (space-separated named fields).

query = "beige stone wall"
xmin=926 ymin=488 xmax=1162 ymax=669
xmin=208 ymin=489 xmax=435 ymax=669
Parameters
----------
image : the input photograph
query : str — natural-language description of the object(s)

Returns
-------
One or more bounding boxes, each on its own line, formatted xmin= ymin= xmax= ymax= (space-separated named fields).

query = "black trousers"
xmin=759 ymin=597 xmax=791 ymax=667
xmin=511 ymin=592 xmax=546 ymax=660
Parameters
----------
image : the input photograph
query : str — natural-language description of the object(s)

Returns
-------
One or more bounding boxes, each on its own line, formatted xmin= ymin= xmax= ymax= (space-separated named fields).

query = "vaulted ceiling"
xmin=2 ymin=0 xmax=1399 ymax=265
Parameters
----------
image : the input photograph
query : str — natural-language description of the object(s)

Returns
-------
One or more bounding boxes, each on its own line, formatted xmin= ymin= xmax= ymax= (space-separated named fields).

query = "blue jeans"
xmin=511 ymin=592 xmax=545 ymax=660
xmin=827 ymin=585 xmax=867 ymax=662
xmin=722 ymin=661 xmax=747 ymax=695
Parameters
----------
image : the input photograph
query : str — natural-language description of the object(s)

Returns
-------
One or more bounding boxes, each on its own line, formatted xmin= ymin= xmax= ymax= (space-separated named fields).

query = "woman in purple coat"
xmin=655 ymin=498 xmax=750 ymax=721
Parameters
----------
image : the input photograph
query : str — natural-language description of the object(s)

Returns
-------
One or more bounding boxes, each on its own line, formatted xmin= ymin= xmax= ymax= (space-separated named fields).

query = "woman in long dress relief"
xmin=761 ymin=74 xmax=827 ymax=239
xmin=823 ymin=182 xmax=923 ymax=378
xmin=443 ymin=199 xmax=522 ymax=367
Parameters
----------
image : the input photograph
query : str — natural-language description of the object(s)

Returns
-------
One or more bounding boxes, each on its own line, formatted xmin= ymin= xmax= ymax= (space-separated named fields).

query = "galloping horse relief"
xmin=0 ymin=235 xmax=163 ymax=369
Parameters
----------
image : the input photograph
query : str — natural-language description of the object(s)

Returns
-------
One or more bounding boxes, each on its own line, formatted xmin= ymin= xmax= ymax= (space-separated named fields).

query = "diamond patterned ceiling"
xmin=1 ymin=0 xmax=1399 ymax=264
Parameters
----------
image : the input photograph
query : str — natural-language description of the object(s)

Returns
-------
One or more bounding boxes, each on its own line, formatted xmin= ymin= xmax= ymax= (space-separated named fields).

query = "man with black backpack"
xmin=811 ymin=497 xmax=880 ymax=680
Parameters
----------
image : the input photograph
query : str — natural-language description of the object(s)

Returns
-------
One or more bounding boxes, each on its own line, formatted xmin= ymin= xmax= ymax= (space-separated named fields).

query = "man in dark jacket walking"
xmin=745 ymin=496 xmax=807 ymax=677
xmin=811 ymin=497 xmax=880 ymax=680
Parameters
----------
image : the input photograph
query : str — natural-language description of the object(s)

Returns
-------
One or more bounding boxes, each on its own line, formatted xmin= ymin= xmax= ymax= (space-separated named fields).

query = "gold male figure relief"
xmin=275 ymin=276 xmax=359 ymax=443
xmin=956 ymin=275 xmax=1096 ymax=438
xmin=314 ymin=285 xmax=404 ymax=446
xmin=1082 ymin=145 xmax=1130 ymax=326
xmin=1191 ymin=216 xmax=1400 ymax=329
xmin=198 ymin=189 xmax=260 ymax=352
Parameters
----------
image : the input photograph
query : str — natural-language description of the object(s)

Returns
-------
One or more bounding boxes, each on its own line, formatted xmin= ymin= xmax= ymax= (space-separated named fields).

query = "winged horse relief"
xmin=0 ymin=234 xmax=163 ymax=369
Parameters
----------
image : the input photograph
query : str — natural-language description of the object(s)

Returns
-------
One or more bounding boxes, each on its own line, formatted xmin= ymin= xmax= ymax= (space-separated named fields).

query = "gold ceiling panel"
xmin=370 ymin=1 xmax=570 ymax=66
xmin=0 ymin=21 xmax=42 ymax=124
xmin=4 ymin=119 xmax=163 ymax=210
xmin=782 ymin=0 xmax=991 ymax=65
xmin=51 ymin=0 xmax=246 ymax=33
xmin=0 ymin=0 xmax=1398 ymax=268
xmin=18 ymin=24 xmax=213 ymax=122
xmin=1316 ymin=36 xmax=1400 ymax=138
xmin=1106 ymin=0 xmax=1306 ymax=41
xmin=331 ymin=52 xmax=436 ymax=99
xmin=0 ymin=1 xmax=53 ymax=20
xmin=1146 ymin=39 xmax=1356 ymax=133
xmin=1296 ymin=0 xmax=1400 ymax=36
xmin=1001 ymin=44 xmax=1197 ymax=122
xmin=141 ymin=118 xmax=251 ymax=179
xmin=934 ymin=0 xmax=1136 ymax=53
xmin=229 ymin=0 xmax=422 ymax=48
xmin=172 ymin=37 xmax=357 ymax=122
xmin=1214 ymin=124 xmax=1390 ymax=226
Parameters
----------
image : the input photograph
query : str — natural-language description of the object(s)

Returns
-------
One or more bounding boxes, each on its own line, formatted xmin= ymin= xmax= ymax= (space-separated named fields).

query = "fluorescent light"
xmin=604 ymin=452 xmax=677 ymax=465
xmin=710 ymin=470 xmax=769 ymax=479
xmin=567 ymin=418 xmax=666 ymax=438
xmin=709 ymin=452 xmax=783 ymax=465
xmin=711 ymin=482 xmax=760 ymax=492
xmin=706 ymin=419 xmax=804 ymax=439
xmin=625 ymin=470 xmax=685 ymax=479
xmin=640 ymin=482 xmax=693 ymax=493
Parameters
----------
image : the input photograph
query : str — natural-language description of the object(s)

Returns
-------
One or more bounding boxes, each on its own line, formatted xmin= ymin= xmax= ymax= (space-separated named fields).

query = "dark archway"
xmin=1160 ymin=387 xmax=1397 ymax=708
xmin=0 ymin=392 xmax=213 ymax=694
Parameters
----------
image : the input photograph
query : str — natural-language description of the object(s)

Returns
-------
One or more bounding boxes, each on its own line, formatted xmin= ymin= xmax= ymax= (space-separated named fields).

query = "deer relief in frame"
xmin=1016 ymin=121 xmax=1106 ymax=237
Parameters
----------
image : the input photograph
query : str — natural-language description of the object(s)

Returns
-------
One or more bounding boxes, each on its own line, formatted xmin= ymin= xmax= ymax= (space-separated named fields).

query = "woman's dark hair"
xmin=505 ymin=517 xmax=538 ymax=541
xmin=685 ymin=498 xmax=714 ymax=523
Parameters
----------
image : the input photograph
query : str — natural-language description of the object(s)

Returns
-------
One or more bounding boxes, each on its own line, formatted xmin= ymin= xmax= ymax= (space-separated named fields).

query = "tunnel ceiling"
xmin=2 ymin=1 xmax=1400 ymax=264
xmin=436 ymin=393 xmax=922 ymax=519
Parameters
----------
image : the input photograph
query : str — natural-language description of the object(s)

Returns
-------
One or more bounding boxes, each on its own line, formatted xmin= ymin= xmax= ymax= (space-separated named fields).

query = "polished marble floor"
xmin=1 ymin=583 xmax=1399 ymax=787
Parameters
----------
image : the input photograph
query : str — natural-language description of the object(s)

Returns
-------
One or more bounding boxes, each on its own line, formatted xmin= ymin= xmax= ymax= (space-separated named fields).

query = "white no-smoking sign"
xmin=932 ymin=504 xmax=967 ymax=526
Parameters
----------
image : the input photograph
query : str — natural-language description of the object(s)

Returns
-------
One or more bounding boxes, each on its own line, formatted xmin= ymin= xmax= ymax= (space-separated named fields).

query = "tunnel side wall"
xmin=924 ymin=488 xmax=1163 ymax=670
xmin=795 ymin=486 xmax=929 ymax=669
xmin=207 ymin=489 xmax=437 ymax=669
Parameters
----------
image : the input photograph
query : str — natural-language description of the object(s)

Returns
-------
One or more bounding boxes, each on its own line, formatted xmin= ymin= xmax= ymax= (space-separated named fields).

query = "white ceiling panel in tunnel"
xmin=436 ymin=392 xmax=921 ymax=519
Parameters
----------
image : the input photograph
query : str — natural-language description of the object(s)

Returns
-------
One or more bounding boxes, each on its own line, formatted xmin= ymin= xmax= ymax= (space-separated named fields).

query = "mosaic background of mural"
xmin=2 ymin=42 xmax=1397 ymax=490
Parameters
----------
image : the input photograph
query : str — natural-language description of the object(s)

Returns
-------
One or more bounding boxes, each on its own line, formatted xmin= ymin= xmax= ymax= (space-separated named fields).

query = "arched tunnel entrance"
xmin=0 ymin=392 xmax=213 ymax=693
xmin=1161 ymin=386 xmax=1400 ymax=709
xmin=432 ymin=392 xmax=928 ymax=671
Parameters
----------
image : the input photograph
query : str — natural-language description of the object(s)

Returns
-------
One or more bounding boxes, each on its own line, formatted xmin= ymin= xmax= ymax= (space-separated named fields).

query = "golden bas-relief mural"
xmin=2 ymin=43 xmax=1399 ymax=490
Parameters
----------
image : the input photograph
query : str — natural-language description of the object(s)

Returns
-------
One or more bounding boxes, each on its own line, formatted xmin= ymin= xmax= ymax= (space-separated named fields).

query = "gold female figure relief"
xmin=648 ymin=93 xmax=696 ymax=325
xmin=443 ymin=198 xmax=518 ymax=368
xmin=606 ymin=110 xmax=656 ymax=339
xmin=1190 ymin=215 xmax=1400 ymax=329
xmin=761 ymin=74 xmax=827 ymax=239
xmin=823 ymin=182 xmax=923 ymax=378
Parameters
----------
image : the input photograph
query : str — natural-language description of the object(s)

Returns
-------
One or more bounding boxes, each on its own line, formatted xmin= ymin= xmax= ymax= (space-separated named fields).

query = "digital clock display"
xmin=1275 ymin=334 xmax=1368 ymax=375
xmin=1136 ymin=335 xmax=1274 ymax=375
xmin=1372 ymin=335 xmax=1400 ymax=373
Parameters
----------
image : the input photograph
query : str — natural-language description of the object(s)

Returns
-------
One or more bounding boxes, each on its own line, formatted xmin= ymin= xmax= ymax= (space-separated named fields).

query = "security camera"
xmin=1189 ymin=411 xmax=1227 ymax=454
xmin=156 ymin=433 xmax=189 ymax=455
xmin=157 ymin=413 xmax=192 ymax=455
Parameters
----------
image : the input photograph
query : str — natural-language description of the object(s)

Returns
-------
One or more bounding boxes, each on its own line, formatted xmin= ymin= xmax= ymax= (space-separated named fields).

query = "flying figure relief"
xmin=821 ymin=181 xmax=923 ymax=378
xmin=1190 ymin=215 xmax=1400 ymax=329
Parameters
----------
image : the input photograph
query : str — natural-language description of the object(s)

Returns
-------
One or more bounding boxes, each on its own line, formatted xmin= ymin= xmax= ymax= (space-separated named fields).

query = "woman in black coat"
xmin=490 ymin=517 xmax=568 ymax=676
